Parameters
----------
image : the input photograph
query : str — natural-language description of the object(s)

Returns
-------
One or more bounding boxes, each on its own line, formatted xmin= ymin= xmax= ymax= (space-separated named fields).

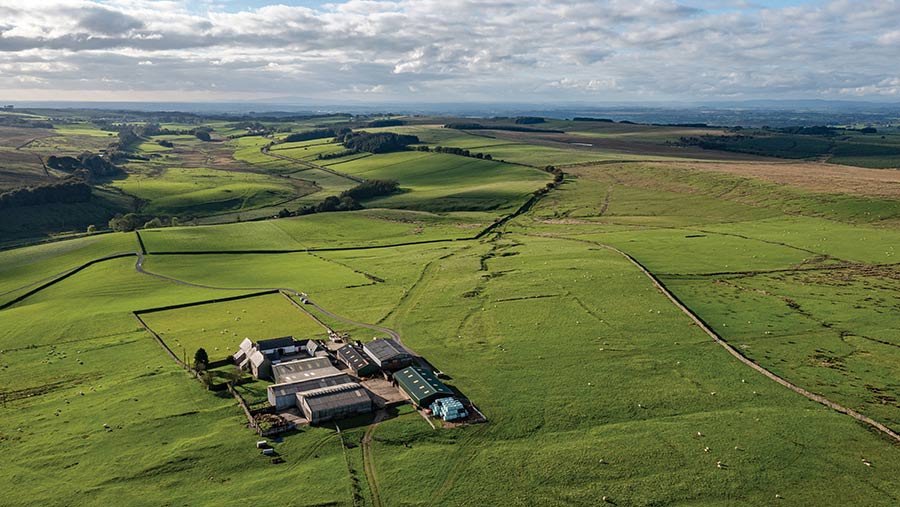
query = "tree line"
xmin=338 ymin=131 xmax=419 ymax=153
xmin=416 ymin=145 xmax=493 ymax=160
xmin=0 ymin=179 xmax=92 ymax=209
xmin=290 ymin=179 xmax=400 ymax=217
xmin=442 ymin=123 xmax=564 ymax=133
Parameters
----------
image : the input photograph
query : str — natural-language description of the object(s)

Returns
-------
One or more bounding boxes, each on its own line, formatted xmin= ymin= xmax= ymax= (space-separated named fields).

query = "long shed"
xmin=363 ymin=338 xmax=413 ymax=371
xmin=272 ymin=356 xmax=333 ymax=384
xmin=394 ymin=366 xmax=454 ymax=407
xmin=337 ymin=344 xmax=379 ymax=376
xmin=266 ymin=369 xmax=352 ymax=410
xmin=298 ymin=383 xmax=372 ymax=424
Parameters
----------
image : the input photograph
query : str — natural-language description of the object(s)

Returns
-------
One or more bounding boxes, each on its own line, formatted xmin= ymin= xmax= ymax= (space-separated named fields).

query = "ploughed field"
xmin=1 ymin=115 xmax=899 ymax=506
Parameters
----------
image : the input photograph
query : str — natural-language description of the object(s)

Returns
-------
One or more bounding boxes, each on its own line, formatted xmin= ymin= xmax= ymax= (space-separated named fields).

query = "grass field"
xmin=3 ymin=114 xmax=900 ymax=506
xmin=323 ymin=151 xmax=551 ymax=211
xmin=140 ymin=293 xmax=327 ymax=363
xmin=111 ymin=167 xmax=308 ymax=216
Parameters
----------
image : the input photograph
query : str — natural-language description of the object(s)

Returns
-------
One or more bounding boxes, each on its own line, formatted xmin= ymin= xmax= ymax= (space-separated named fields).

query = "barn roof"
xmin=268 ymin=371 xmax=352 ymax=398
xmin=394 ymin=366 xmax=454 ymax=405
xmin=363 ymin=338 xmax=410 ymax=361
xmin=256 ymin=336 xmax=294 ymax=351
xmin=272 ymin=357 xmax=333 ymax=383
xmin=299 ymin=383 xmax=370 ymax=412
xmin=337 ymin=345 xmax=375 ymax=371
xmin=238 ymin=337 xmax=254 ymax=352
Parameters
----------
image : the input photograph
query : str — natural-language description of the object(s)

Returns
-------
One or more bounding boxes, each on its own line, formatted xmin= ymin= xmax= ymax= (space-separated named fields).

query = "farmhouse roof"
xmin=238 ymin=337 xmax=253 ymax=352
xmin=249 ymin=349 xmax=268 ymax=368
xmin=256 ymin=336 xmax=294 ymax=351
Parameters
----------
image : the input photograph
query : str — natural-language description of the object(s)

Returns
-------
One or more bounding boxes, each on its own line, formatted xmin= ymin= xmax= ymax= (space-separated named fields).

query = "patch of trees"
xmin=194 ymin=128 xmax=213 ymax=142
xmin=296 ymin=195 xmax=362 ymax=216
xmin=317 ymin=149 xmax=358 ymax=160
xmin=108 ymin=127 xmax=142 ymax=153
xmin=283 ymin=128 xmax=337 ymax=143
xmin=859 ymin=127 xmax=878 ymax=134
xmin=514 ymin=117 xmax=545 ymax=124
xmin=292 ymin=180 xmax=399 ymax=217
xmin=340 ymin=179 xmax=399 ymax=201
xmin=418 ymin=145 xmax=493 ymax=160
xmin=572 ymin=117 xmax=614 ymax=122
xmin=339 ymin=131 xmax=419 ymax=153
xmin=108 ymin=213 xmax=181 ymax=232
xmin=158 ymin=140 xmax=174 ymax=148
xmin=365 ymin=119 xmax=405 ymax=128
xmin=442 ymin=123 xmax=564 ymax=133
xmin=0 ymin=179 xmax=92 ymax=209
xmin=46 ymin=153 xmax=123 ymax=179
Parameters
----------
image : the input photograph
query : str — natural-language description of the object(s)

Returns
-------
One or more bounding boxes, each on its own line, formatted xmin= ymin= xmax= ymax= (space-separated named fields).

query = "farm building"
xmin=297 ymin=383 xmax=372 ymax=424
xmin=249 ymin=349 xmax=272 ymax=380
xmin=272 ymin=357 xmax=333 ymax=384
xmin=305 ymin=339 xmax=320 ymax=356
xmin=235 ymin=336 xmax=307 ymax=380
xmin=394 ymin=366 xmax=454 ymax=407
xmin=232 ymin=338 xmax=254 ymax=369
xmin=267 ymin=370 xmax=353 ymax=410
xmin=336 ymin=344 xmax=379 ymax=376
xmin=363 ymin=338 xmax=413 ymax=371
xmin=256 ymin=336 xmax=300 ymax=359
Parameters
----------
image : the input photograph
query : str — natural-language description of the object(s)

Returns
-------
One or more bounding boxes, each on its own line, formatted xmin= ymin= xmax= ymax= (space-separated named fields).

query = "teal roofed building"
xmin=394 ymin=366 xmax=454 ymax=407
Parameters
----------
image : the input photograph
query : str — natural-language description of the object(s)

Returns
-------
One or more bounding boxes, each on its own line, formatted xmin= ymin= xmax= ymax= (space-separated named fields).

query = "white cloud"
xmin=0 ymin=0 xmax=898 ymax=102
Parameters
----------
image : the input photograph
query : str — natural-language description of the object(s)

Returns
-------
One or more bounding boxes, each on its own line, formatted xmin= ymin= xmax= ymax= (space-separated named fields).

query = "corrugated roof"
xmin=337 ymin=345 xmax=375 ymax=371
xmin=299 ymin=383 xmax=370 ymax=412
xmin=363 ymin=338 xmax=409 ymax=361
xmin=238 ymin=337 xmax=254 ymax=352
xmin=394 ymin=366 xmax=453 ymax=405
xmin=272 ymin=357 xmax=332 ymax=383
xmin=268 ymin=371 xmax=352 ymax=398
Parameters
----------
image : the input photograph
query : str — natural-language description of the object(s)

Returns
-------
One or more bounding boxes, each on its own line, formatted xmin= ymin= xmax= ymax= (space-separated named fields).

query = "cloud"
xmin=0 ymin=0 xmax=899 ymax=102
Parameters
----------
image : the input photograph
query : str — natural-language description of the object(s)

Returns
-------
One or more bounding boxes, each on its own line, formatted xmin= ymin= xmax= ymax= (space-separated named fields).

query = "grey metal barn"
xmin=297 ymin=383 xmax=372 ymax=424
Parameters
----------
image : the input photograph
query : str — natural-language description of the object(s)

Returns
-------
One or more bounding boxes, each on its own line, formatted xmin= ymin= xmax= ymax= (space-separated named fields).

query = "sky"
xmin=1 ymin=0 xmax=899 ymax=104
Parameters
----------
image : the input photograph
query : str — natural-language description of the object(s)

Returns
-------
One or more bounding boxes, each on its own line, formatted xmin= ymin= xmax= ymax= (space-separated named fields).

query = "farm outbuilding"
xmin=297 ymin=383 xmax=372 ymax=424
xmin=394 ymin=366 xmax=454 ymax=407
xmin=337 ymin=344 xmax=379 ymax=376
xmin=305 ymin=339 xmax=321 ymax=356
xmin=272 ymin=357 xmax=333 ymax=384
xmin=363 ymin=338 xmax=413 ymax=371
xmin=267 ymin=370 xmax=353 ymax=410
xmin=249 ymin=350 xmax=272 ymax=380
xmin=256 ymin=336 xmax=300 ymax=359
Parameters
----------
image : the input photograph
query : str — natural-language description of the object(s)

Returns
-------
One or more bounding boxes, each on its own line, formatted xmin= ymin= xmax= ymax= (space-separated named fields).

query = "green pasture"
xmin=324 ymin=151 xmax=550 ymax=211
xmin=140 ymin=293 xmax=327 ymax=363
xmin=111 ymin=167 xmax=302 ymax=216
xmin=139 ymin=209 xmax=489 ymax=252
xmin=0 ymin=257 xmax=349 ymax=507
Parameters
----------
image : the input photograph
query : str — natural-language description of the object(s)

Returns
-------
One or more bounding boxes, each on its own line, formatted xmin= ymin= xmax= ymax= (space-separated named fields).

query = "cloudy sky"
xmin=1 ymin=0 xmax=899 ymax=103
